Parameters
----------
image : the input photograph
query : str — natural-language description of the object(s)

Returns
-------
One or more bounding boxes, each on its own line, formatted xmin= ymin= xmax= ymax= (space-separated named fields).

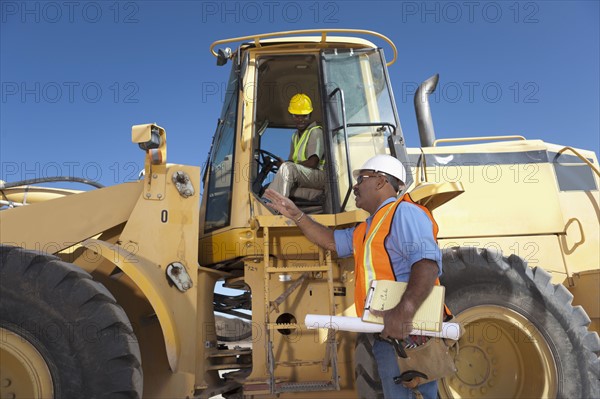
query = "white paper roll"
xmin=304 ymin=314 xmax=462 ymax=340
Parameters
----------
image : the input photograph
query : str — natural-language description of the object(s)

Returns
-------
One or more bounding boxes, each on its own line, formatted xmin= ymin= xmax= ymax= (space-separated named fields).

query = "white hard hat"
xmin=352 ymin=155 xmax=407 ymax=184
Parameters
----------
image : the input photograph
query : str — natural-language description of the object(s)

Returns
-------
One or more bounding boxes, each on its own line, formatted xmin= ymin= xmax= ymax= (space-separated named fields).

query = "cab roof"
xmin=210 ymin=29 xmax=397 ymax=66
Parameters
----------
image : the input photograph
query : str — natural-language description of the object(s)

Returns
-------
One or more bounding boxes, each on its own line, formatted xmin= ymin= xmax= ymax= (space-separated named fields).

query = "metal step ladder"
xmin=261 ymin=224 xmax=340 ymax=394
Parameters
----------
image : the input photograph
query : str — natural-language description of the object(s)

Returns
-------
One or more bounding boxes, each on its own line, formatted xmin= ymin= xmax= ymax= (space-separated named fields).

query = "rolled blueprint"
xmin=304 ymin=314 xmax=462 ymax=340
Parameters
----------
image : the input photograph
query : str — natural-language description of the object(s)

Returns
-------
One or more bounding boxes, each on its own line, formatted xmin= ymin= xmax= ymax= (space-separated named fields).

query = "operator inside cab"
xmin=267 ymin=94 xmax=326 ymax=200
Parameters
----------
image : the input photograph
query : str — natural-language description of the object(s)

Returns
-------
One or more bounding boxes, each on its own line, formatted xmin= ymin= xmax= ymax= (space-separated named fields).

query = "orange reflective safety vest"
xmin=352 ymin=193 xmax=442 ymax=317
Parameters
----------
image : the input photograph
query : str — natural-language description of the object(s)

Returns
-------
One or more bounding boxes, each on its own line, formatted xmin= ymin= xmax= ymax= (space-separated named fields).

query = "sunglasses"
xmin=355 ymin=174 xmax=383 ymax=185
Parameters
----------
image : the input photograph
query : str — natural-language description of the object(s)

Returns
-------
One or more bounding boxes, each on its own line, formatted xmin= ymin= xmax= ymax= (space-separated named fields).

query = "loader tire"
xmin=439 ymin=246 xmax=600 ymax=399
xmin=354 ymin=332 xmax=384 ymax=399
xmin=0 ymin=245 xmax=143 ymax=399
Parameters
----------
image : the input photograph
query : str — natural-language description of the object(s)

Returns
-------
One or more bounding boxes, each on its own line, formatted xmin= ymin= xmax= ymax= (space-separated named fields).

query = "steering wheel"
xmin=257 ymin=149 xmax=282 ymax=173
xmin=254 ymin=149 xmax=283 ymax=194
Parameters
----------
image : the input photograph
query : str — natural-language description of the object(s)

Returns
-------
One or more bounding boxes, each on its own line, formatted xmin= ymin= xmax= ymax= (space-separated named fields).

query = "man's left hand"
xmin=370 ymin=260 xmax=440 ymax=340
xmin=370 ymin=307 xmax=415 ymax=340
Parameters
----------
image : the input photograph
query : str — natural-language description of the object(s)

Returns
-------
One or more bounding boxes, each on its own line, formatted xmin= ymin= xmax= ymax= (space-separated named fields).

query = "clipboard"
xmin=362 ymin=279 xmax=445 ymax=332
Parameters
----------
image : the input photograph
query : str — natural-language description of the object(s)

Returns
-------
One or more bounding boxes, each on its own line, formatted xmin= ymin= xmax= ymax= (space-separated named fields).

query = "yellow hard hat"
xmin=288 ymin=93 xmax=313 ymax=115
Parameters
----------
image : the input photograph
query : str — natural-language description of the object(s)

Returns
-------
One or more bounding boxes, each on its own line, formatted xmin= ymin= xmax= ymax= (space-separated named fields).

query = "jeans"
xmin=372 ymin=338 xmax=438 ymax=399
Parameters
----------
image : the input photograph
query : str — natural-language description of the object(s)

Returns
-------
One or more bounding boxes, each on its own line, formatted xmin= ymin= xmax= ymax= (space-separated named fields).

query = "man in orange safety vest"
xmin=263 ymin=154 xmax=442 ymax=399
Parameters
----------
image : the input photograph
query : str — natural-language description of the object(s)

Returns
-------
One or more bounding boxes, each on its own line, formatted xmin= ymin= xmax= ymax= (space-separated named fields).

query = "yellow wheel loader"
xmin=1 ymin=29 xmax=598 ymax=399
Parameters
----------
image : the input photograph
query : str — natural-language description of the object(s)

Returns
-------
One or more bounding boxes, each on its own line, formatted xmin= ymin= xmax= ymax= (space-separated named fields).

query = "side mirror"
xmin=217 ymin=47 xmax=232 ymax=66
xmin=132 ymin=124 xmax=163 ymax=150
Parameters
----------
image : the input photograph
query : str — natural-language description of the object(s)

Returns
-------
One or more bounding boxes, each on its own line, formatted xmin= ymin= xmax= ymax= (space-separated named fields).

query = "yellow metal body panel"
xmin=199 ymin=214 xmax=360 ymax=266
xmin=410 ymin=141 xmax=567 ymax=238
xmin=567 ymin=270 xmax=600 ymax=332
xmin=115 ymin=162 xmax=211 ymax=392
xmin=82 ymin=239 xmax=192 ymax=373
xmin=0 ymin=182 xmax=142 ymax=252
xmin=408 ymin=140 xmax=600 ymax=272
xmin=409 ymin=140 xmax=600 ymax=335
xmin=558 ymin=189 xmax=600 ymax=272
xmin=409 ymin=181 xmax=465 ymax=211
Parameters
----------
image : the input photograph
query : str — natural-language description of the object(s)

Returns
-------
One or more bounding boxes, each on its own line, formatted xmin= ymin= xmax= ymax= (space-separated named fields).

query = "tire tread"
xmin=0 ymin=245 xmax=142 ymax=398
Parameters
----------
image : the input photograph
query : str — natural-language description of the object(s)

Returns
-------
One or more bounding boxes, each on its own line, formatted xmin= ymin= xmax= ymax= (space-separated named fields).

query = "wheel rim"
xmin=439 ymin=305 xmax=558 ymax=398
xmin=0 ymin=326 xmax=54 ymax=399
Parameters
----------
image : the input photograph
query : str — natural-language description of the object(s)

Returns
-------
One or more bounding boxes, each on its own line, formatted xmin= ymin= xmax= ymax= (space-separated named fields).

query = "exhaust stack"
xmin=414 ymin=74 xmax=439 ymax=147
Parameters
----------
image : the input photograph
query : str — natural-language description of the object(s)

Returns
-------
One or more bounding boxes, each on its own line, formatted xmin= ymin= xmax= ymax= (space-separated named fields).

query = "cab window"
xmin=204 ymin=66 xmax=239 ymax=232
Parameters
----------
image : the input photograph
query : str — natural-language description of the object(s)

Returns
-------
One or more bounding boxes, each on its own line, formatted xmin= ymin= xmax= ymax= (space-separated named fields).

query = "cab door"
xmin=320 ymin=48 xmax=413 ymax=212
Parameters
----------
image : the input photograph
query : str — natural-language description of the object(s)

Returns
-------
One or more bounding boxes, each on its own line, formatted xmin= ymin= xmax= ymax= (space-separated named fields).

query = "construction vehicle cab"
xmin=202 ymin=31 xmax=412 ymax=229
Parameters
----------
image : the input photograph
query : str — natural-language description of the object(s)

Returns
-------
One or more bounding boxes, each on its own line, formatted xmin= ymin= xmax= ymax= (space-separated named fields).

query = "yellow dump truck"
xmin=1 ymin=29 xmax=598 ymax=399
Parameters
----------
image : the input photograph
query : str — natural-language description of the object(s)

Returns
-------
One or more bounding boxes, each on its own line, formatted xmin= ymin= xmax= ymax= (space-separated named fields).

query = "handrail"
xmin=0 ymin=176 xmax=104 ymax=189
xmin=331 ymin=122 xmax=396 ymax=135
xmin=433 ymin=135 xmax=526 ymax=146
xmin=557 ymin=146 xmax=600 ymax=177
xmin=210 ymin=29 xmax=398 ymax=66
xmin=328 ymin=88 xmax=353 ymax=211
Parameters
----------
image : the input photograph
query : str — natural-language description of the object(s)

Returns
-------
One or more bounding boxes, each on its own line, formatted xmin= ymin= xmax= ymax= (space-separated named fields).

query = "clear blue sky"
xmin=1 ymin=0 xmax=599 ymax=187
